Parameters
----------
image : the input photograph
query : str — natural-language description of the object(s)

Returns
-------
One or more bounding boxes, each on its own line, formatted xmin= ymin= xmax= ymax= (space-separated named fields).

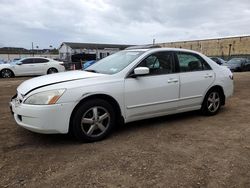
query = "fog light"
xmin=17 ymin=115 xmax=22 ymax=121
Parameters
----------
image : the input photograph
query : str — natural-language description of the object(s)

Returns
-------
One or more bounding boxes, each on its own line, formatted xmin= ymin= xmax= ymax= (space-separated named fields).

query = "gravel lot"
xmin=0 ymin=73 xmax=250 ymax=188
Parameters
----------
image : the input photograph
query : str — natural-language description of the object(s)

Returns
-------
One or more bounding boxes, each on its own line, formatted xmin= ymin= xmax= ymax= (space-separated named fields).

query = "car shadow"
xmin=10 ymin=108 xmax=227 ymax=147
xmin=115 ymin=110 xmax=200 ymax=135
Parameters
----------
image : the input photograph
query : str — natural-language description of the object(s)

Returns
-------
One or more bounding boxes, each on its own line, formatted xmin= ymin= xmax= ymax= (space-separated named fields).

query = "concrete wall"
xmin=158 ymin=36 xmax=250 ymax=59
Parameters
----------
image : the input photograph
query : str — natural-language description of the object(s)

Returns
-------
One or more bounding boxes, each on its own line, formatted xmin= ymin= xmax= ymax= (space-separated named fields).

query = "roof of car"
xmin=125 ymin=47 xmax=201 ymax=54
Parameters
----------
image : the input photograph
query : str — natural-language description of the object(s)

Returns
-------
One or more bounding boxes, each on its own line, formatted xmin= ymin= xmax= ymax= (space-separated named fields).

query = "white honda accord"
xmin=10 ymin=47 xmax=233 ymax=142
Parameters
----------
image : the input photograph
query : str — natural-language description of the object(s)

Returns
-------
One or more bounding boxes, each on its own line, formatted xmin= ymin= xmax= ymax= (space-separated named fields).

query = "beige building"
xmin=158 ymin=35 xmax=250 ymax=59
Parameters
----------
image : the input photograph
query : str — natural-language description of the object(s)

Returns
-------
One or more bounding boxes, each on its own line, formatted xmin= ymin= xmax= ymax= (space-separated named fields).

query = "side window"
xmin=176 ymin=53 xmax=211 ymax=72
xmin=33 ymin=58 xmax=49 ymax=63
xmin=21 ymin=59 xmax=33 ymax=64
xmin=138 ymin=52 xmax=174 ymax=75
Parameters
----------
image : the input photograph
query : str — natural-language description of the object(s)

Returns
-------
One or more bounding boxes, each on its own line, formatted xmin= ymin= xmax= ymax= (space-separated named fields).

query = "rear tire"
xmin=71 ymin=99 xmax=116 ymax=142
xmin=0 ymin=69 xmax=14 ymax=78
xmin=47 ymin=68 xmax=58 ymax=74
xmin=201 ymin=89 xmax=222 ymax=116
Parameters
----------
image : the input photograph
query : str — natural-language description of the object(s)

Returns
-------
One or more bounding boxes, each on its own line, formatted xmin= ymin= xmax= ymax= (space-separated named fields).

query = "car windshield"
xmin=227 ymin=59 xmax=242 ymax=64
xmin=85 ymin=51 xmax=144 ymax=74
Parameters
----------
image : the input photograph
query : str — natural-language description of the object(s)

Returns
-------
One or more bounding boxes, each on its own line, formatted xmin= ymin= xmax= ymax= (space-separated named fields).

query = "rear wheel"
xmin=1 ymin=69 xmax=14 ymax=78
xmin=201 ymin=89 xmax=222 ymax=116
xmin=246 ymin=65 xmax=250 ymax=71
xmin=71 ymin=99 xmax=116 ymax=142
xmin=47 ymin=68 xmax=58 ymax=74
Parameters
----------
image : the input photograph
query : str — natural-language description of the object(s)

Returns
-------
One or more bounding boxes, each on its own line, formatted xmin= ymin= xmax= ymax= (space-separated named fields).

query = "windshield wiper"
xmin=85 ymin=69 xmax=99 ymax=73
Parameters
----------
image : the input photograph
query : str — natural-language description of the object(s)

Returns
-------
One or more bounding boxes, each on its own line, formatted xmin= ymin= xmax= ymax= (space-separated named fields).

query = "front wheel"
xmin=1 ymin=69 xmax=14 ymax=78
xmin=201 ymin=90 xmax=222 ymax=116
xmin=71 ymin=99 xmax=116 ymax=142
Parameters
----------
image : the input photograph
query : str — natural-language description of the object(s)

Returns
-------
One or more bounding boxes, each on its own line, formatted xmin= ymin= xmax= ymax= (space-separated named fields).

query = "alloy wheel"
xmin=207 ymin=91 xmax=220 ymax=113
xmin=1 ymin=69 xmax=12 ymax=78
xmin=81 ymin=106 xmax=110 ymax=137
xmin=48 ymin=68 xmax=58 ymax=74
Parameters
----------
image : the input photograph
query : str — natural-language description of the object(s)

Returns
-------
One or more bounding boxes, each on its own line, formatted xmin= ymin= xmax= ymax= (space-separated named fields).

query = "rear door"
xmin=175 ymin=52 xmax=215 ymax=108
xmin=32 ymin=58 xmax=49 ymax=74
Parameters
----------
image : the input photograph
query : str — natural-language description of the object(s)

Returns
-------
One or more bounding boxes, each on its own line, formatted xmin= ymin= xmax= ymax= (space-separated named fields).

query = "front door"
xmin=124 ymin=51 xmax=180 ymax=122
xmin=14 ymin=58 xmax=35 ymax=76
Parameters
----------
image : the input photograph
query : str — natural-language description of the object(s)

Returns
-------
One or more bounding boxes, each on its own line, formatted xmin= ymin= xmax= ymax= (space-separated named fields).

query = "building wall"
xmin=58 ymin=43 xmax=73 ymax=61
xmin=58 ymin=43 xmax=121 ymax=62
xmin=158 ymin=36 xmax=250 ymax=59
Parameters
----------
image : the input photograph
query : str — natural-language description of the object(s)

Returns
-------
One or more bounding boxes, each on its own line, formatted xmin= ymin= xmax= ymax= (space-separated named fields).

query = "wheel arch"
xmin=0 ymin=68 xmax=15 ymax=77
xmin=47 ymin=67 xmax=58 ymax=74
xmin=69 ymin=93 xmax=124 ymax=133
xmin=204 ymin=85 xmax=225 ymax=105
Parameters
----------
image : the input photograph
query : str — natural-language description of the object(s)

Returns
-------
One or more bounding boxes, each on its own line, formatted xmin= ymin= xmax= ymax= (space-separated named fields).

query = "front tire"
xmin=71 ymin=99 xmax=116 ymax=142
xmin=201 ymin=89 xmax=222 ymax=116
xmin=1 ymin=69 xmax=14 ymax=78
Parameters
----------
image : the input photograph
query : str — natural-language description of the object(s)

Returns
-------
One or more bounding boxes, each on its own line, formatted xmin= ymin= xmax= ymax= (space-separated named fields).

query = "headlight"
xmin=24 ymin=89 xmax=66 ymax=105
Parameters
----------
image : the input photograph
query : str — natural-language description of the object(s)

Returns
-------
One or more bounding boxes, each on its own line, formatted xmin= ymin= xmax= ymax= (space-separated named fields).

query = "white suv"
xmin=0 ymin=57 xmax=65 ymax=78
xmin=10 ymin=47 xmax=233 ymax=142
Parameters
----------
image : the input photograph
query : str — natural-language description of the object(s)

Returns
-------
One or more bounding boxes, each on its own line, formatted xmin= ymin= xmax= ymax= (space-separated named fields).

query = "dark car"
xmin=210 ymin=57 xmax=226 ymax=65
xmin=224 ymin=58 xmax=250 ymax=72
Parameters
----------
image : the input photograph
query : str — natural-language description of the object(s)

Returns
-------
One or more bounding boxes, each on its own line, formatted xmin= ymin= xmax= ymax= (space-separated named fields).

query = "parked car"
xmin=224 ymin=58 xmax=250 ymax=72
xmin=10 ymin=47 xmax=233 ymax=142
xmin=210 ymin=57 xmax=226 ymax=65
xmin=0 ymin=60 xmax=5 ymax=64
xmin=83 ymin=60 xmax=96 ymax=69
xmin=0 ymin=57 xmax=65 ymax=78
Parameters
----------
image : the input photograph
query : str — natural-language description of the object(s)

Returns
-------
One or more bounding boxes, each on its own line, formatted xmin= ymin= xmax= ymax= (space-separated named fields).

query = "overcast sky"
xmin=0 ymin=0 xmax=249 ymax=49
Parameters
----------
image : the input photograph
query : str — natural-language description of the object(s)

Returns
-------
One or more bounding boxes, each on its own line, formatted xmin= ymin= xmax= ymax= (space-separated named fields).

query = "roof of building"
xmin=158 ymin=35 xmax=250 ymax=45
xmin=61 ymin=42 xmax=133 ymax=50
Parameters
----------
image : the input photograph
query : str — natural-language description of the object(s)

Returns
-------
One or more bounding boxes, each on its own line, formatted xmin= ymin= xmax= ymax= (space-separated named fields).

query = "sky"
xmin=0 ymin=0 xmax=250 ymax=49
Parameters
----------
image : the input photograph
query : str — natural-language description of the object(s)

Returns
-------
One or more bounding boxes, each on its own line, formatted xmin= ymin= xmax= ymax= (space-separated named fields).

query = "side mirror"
xmin=16 ymin=62 xmax=22 ymax=65
xmin=133 ymin=67 xmax=149 ymax=76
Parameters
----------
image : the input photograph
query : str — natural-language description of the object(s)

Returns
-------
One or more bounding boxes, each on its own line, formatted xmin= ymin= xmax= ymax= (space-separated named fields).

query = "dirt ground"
xmin=0 ymin=73 xmax=250 ymax=188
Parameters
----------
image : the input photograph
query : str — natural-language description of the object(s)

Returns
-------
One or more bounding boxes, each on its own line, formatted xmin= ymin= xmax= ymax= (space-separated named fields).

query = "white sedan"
xmin=10 ymin=47 xmax=233 ymax=142
xmin=0 ymin=57 xmax=65 ymax=78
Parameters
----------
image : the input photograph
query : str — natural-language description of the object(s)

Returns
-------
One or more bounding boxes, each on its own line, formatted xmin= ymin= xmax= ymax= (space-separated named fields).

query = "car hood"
xmin=0 ymin=63 xmax=11 ymax=69
xmin=17 ymin=70 xmax=105 ymax=95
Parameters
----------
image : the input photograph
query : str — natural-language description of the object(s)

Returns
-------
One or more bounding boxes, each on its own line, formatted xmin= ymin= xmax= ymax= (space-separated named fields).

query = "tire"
xmin=201 ymin=89 xmax=222 ymax=116
xmin=47 ymin=68 xmax=58 ymax=74
xmin=246 ymin=65 xmax=250 ymax=71
xmin=71 ymin=99 xmax=116 ymax=142
xmin=1 ymin=69 xmax=14 ymax=78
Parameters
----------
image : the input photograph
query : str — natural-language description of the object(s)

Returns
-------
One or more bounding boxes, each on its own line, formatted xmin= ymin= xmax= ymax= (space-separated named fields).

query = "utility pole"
xmin=153 ymin=39 xmax=156 ymax=45
xmin=36 ymin=46 xmax=39 ymax=55
xmin=49 ymin=45 xmax=53 ymax=58
xmin=32 ymin=42 xmax=34 ymax=57
xmin=228 ymin=44 xmax=232 ymax=58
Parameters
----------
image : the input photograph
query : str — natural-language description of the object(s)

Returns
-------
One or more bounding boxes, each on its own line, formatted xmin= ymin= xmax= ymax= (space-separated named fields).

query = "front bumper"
xmin=10 ymin=99 xmax=75 ymax=134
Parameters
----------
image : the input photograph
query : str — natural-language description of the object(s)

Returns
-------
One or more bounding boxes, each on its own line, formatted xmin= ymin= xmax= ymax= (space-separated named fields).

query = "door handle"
xmin=168 ymin=78 xmax=179 ymax=83
xmin=204 ymin=74 xmax=213 ymax=78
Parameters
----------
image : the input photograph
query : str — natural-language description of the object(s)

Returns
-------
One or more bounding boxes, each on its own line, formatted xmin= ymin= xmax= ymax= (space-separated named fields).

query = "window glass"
xmin=33 ymin=58 xmax=49 ymax=63
xmin=177 ymin=53 xmax=211 ymax=72
xmin=86 ymin=51 xmax=144 ymax=74
xmin=138 ymin=52 xmax=174 ymax=75
xmin=21 ymin=59 xmax=33 ymax=64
